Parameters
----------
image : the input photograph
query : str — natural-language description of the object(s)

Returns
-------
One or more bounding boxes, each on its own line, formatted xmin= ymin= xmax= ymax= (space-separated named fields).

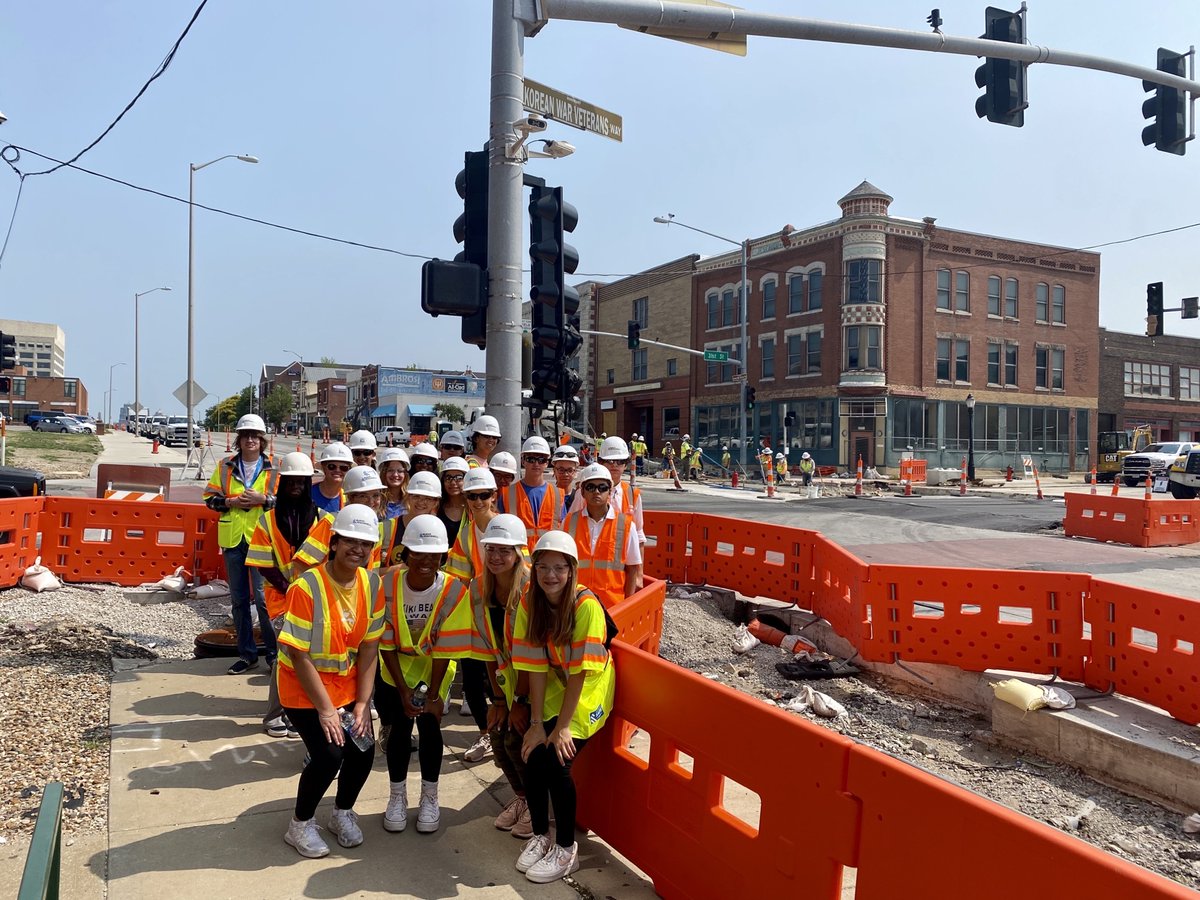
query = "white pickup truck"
xmin=161 ymin=416 xmax=205 ymax=447
xmin=373 ymin=425 xmax=411 ymax=447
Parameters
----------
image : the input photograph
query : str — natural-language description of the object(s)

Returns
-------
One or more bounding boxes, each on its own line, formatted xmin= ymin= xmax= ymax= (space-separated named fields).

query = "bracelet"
xmin=319 ymin=711 xmax=339 ymax=719
xmin=530 ymin=719 xmax=544 ymax=726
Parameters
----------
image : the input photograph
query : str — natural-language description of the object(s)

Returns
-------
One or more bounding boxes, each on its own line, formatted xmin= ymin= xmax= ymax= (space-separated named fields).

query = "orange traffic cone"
xmin=1090 ymin=467 xmax=1097 ymax=495
xmin=1033 ymin=466 xmax=1044 ymax=500
xmin=1144 ymin=474 xmax=1153 ymax=500
xmin=1110 ymin=476 xmax=1119 ymax=497
xmin=855 ymin=456 xmax=863 ymax=497
xmin=269 ymin=434 xmax=275 ymax=456
xmin=310 ymin=437 xmax=317 ymax=465
xmin=904 ymin=478 xmax=913 ymax=497
xmin=225 ymin=430 xmax=231 ymax=452
xmin=959 ymin=456 xmax=968 ymax=496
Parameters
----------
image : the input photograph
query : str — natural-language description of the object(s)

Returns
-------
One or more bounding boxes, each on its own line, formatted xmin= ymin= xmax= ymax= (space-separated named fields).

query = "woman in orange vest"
xmin=561 ymin=464 xmax=642 ymax=609
xmin=247 ymin=452 xmax=325 ymax=739
xmin=276 ymin=504 xmax=385 ymax=859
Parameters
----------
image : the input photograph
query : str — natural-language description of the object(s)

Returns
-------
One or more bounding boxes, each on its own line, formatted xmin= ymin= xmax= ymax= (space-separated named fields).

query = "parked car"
xmin=1121 ymin=442 xmax=1195 ymax=486
xmin=163 ymin=417 xmax=204 ymax=447
xmin=69 ymin=415 xmax=97 ymax=434
xmin=36 ymin=415 xmax=86 ymax=434
xmin=147 ymin=415 xmax=167 ymax=439
xmin=23 ymin=410 xmax=56 ymax=428
xmin=0 ymin=465 xmax=47 ymax=497
xmin=374 ymin=425 xmax=411 ymax=447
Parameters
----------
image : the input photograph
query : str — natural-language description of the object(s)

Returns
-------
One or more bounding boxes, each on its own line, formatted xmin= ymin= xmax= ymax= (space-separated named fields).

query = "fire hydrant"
xmin=1005 ymin=465 xmax=1014 ymax=482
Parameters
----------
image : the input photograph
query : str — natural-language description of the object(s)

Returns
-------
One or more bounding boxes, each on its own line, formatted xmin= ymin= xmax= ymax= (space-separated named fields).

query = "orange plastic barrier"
xmin=38 ymin=498 xmax=222 ymax=586
xmin=899 ymin=458 xmax=927 ymax=483
xmin=810 ymin=537 xmax=876 ymax=653
xmin=1064 ymin=493 xmax=1200 ymax=547
xmin=1085 ymin=579 xmax=1200 ymax=725
xmin=688 ymin=513 xmax=819 ymax=606
xmin=608 ymin=576 xmax=667 ymax=657
xmin=0 ymin=497 xmax=45 ymax=587
xmin=643 ymin=510 xmax=690 ymax=583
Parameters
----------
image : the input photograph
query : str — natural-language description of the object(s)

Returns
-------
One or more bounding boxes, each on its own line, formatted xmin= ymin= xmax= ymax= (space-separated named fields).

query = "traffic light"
xmin=746 ymin=387 xmax=756 ymax=410
xmin=1146 ymin=282 xmax=1164 ymax=336
xmin=1142 ymin=48 xmax=1188 ymax=156
xmin=627 ymin=319 xmax=641 ymax=349
xmin=0 ymin=332 xmax=15 ymax=371
xmin=1183 ymin=296 xmax=1199 ymax=320
xmin=529 ymin=184 xmax=580 ymax=407
xmin=974 ymin=6 xmax=1027 ymax=127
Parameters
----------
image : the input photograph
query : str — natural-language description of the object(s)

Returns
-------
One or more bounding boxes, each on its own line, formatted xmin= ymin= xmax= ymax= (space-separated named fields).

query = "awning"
xmin=369 ymin=404 xmax=397 ymax=418
xmin=407 ymin=404 xmax=435 ymax=417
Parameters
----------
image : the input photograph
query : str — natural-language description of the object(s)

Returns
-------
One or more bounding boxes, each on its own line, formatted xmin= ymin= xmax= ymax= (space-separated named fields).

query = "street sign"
xmin=522 ymin=79 xmax=624 ymax=142
xmin=732 ymin=372 xmax=748 ymax=382
xmin=173 ymin=380 xmax=209 ymax=407
xmin=703 ymin=350 xmax=729 ymax=361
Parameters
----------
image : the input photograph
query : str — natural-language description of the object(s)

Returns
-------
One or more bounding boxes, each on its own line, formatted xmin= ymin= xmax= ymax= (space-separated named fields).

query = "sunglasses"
xmin=523 ymin=455 xmax=549 ymax=464
xmin=465 ymin=491 xmax=494 ymax=502
xmin=604 ymin=458 xmax=630 ymax=466
xmin=582 ymin=483 xmax=611 ymax=493
xmin=323 ymin=463 xmax=350 ymax=473
xmin=444 ymin=473 xmax=466 ymax=482
xmin=411 ymin=459 xmax=437 ymax=468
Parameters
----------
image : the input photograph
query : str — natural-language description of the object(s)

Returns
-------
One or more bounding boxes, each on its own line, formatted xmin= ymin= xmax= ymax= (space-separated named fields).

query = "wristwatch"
xmin=513 ymin=694 xmax=529 ymax=705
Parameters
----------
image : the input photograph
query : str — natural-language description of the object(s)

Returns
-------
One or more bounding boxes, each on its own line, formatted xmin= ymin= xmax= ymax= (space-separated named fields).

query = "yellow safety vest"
xmin=203 ymin=454 xmax=279 ymax=548
xmin=378 ymin=571 xmax=469 ymax=700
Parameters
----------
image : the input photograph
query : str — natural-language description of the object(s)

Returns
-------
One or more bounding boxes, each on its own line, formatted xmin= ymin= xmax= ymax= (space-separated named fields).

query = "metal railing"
xmin=18 ymin=782 xmax=63 ymax=900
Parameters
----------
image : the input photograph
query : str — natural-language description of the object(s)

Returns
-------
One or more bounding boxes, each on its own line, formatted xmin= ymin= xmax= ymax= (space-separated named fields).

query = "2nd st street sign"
xmin=703 ymin=350 xmax=729 ymax=361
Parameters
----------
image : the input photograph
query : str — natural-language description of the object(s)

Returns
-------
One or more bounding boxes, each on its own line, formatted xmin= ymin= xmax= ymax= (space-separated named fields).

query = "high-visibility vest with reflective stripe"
xmin=445 ymin=520 xmax=484 ymax=582
xmin=378 ymin=571 xmax=468 ymax=699
xmin=292 ymin=512 xmax=382 ymax=574
xmin=563 ymin=510 xmax=630 ymax=610
xmin=246 ymin=507 xmax=323 ymax=619
xmin=467 ymin=568 xmax=529 ymax=705
xmin=276 ymin=565 xmax=384 ymax=709
xmin=203 ymin=454 xmax=279 ymax=548
xmin=502 ymin=480 xmax=563 ymax=552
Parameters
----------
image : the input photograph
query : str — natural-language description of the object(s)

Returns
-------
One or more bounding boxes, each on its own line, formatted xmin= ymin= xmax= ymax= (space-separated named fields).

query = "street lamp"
xmin=107 ymin=362 xmax=127 ymax=426
xmin=187 ymin=154 xmax=259 ymax=455
xmin=965 ymin=392 xmax=977 ymax=481
xmin=653 ymin=215 xmax=750 ymax=470
xmin=134 ymin=286 xmax=171 ymax=434
xmin=236 ymin=368 xmax=254 ymax=415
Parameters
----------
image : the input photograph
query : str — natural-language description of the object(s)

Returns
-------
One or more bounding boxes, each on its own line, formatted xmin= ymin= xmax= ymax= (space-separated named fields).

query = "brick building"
xmin=591 ymin=255 xmax=699 ymax=452
xmin=2 ymin=371 xmax=87 ymax=420
xmin=1098 ymin=328 xmax=1200 ymax=443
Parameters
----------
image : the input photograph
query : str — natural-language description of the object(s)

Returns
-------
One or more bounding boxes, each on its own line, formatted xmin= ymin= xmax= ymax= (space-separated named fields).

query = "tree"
xmin=434 ymin=402 xmax=466 ymax=424
xmin=234 ymin=385 xmax=253 ymax=420
xmin=263 ymin=384 xmax=293 ymax=431
xmin=204 ymin=395 xmax=240 ymax=431
xmin=319 ymin=355 xmax=338 ymax=366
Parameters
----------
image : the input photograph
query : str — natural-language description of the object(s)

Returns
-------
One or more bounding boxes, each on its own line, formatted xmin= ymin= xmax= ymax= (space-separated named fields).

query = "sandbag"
xmin=20 ymin=556 xmax=62 ymax=593
xmin=992 ymin=678 xmax=1046 ymax=711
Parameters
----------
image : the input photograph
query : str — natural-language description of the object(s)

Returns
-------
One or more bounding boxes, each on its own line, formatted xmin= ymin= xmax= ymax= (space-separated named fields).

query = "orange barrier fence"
xmin=1064 ymin=493 xmax=1200 ymax=547
xmin=0 ymin=497 xmax=44 ymax=586
xmin=608 ymin=576 xmax=667 ymax=657
xmin=574 ymin=643 xmax=1194 ymax=899
xmin=898 ymin=457 xmax=927 ymax=483
xmin=688 ymin=514 xmax=819 ymax=606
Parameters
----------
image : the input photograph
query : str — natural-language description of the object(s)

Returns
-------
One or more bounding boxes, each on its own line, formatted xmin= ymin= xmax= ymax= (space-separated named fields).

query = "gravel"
xmin=658 ymin=588 xmax=1200 ymax=891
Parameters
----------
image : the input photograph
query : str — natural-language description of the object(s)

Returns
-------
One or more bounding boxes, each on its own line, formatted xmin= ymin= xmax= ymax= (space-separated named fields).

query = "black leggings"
xmin=373 ymin=666 xmax=397 ymax=727
xmin=524 ymin=716 xmax=588 ymax=848
xmin=461 ymin=658 xmax=491 ymax=732
xmin=381 ymin=683 xmax=444 ymax=783
xmin=286 ymin=705 xmax=375 ymax=821
xmin=488 ymin=722 xmax=527 ymax=795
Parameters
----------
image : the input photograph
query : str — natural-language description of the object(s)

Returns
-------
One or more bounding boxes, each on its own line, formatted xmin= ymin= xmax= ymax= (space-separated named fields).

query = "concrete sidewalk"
xmin=101 ymin=656 xmax=657 ymax=899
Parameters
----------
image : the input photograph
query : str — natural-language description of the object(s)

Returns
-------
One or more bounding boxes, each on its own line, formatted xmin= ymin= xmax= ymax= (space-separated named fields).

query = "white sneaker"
xmin=370 ymin=700 xmax=380 ymax=721
xmin=416 ymin=781 xmax=440 ymax=833
xmin=327 ymin=807 xmax=363 ymax=848
xmin=265 ymin=716 xmax=288 ymax=738
xmin=515 ymin=833 xmax=554 ymax=873
xmin=284 ymin=817 xmax=330 ymax=858
xmin=526 ymin=841 xmax=580 ymax=883
xmin=383 ymin=782 xmax=408 ymax=833
xmin=464 ymin=732 xmax=492 ymax=763
xmin=459 ymin=698 xmax=472 ymax=717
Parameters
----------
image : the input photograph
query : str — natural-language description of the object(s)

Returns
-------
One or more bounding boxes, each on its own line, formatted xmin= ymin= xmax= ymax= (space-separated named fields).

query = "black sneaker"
xmin=227 ymin=658 xmax=258 ymax=675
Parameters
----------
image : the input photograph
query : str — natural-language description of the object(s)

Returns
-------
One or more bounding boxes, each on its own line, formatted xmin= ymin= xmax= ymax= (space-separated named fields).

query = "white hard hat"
xmin=278 ymin=451 xmax=315 ymax=477
xmin=521 ymin=435 xmax=551 ymax=456
xmin=319 ymin=442 xmax=353 ymax=464
xmin=683 ymin=434 xmax=691 ymax=441
xmin=410 ymin=442 xmax=440 ymax=462
xmin=802 ymin=452 xmax=811 ymax=460
xmin=441 ymin=430 xmax=465 ymax=448
xmin=343 ymin=465 xmax=384 ymax=494
xmin=533 ymin=530 xmax=578 ymax=561
xmin=349 ymin=430 xmax=377 ymax=451
xmin=722 ymin=445 xmax=728 ymax=451
xmin=376 ymin=447 xmax=409 ymax=470
xmin=331 ymin=503 xmax=379 ymax=542
xmin=552 ymin=444 xmax=579 ymax=462
xmin=463 ymin=468 xmax=497 ymax=492
xmin=489 ymin=451 xmax=518 ymax=476
xmin=480 ymin=513 xmax=527 ymax=548
xmin=600 ymin=436 xmax=630 ymax=460
xmin=406 ymin=470 xmax=442 ymax=498
xmin=235 ymin=414 xmax=266 ymax=433
xmin=601 ymin=432 xmax=607 ymax=438
xmin=441 ymin=456 xmax=470 ymax=475
xmin=402 ymin=514 xmax=449 ymax=554
xmin=578 ymin=463 xmax=612 ymax=485
xmin=473 ymin=414 xmax=501 ymax=438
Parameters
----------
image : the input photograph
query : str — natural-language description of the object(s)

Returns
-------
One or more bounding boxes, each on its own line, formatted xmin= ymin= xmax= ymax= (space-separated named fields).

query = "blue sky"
xmin=2 ymin=1 xmax=1197 ymax=417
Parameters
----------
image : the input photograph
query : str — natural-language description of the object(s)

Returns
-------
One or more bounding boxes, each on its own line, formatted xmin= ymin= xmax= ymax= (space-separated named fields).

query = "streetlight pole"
xmin=108 ymin=362 xmax=126 ymax=426
xmin=188 ymin=154 xmax=258 ymax=456
xmin=653 ymin=215 xmax=750 ymax=470
xmin=236 ymin=368 xmax=254 ymax=415
xmin=134 ymin=286 xmax=170 ymax=434
xmin=966 ymin=392 xmax=977 ymax=481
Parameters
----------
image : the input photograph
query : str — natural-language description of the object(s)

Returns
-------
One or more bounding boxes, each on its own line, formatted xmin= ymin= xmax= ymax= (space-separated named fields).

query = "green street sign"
xmin=703 ymin=350 xmax=729 ymax=361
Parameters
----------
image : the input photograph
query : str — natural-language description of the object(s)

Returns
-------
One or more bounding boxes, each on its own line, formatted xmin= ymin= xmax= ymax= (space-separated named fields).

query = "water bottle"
xmin=340 ymin=709 xmax=374 ymax=752
xmin=411 ymin=681 xmax=429 ymax=712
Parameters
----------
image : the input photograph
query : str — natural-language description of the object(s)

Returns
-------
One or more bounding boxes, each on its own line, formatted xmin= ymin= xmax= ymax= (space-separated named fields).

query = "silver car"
xmin=37 ymin=415 xmax=86 ymax=434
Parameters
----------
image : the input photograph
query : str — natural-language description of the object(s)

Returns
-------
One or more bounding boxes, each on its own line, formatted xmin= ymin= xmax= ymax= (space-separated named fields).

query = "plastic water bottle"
xmin=412 ymin=682 xmax=429 ymax=712
xmin=340 ymin=710 xmax=374 ymax=752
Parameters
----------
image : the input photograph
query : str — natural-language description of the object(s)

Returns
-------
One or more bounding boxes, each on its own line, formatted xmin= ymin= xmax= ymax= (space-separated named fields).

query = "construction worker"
xmin=631 ymin=433 xmax=645 ymax=478
xmin=502 ymin=436 xmax=563 ymax=552
xmin=408 ymin=441 xmax=440 ymax=476
xmin=349 ymin=430 xmax=378 ymax=468
xmin=562 ymin=464 xmax=642 ymax=609
xmin=204 ymin=413 xmax=278 ymax=676
xmin=679 ymin=433 xmax=692 ymax=461
xmin=377 ymin=515 xmax=473 ymax=836
xmin=596 ymin=436 xmax=645 ymax=550
xmin=313 ymin=442 xmax=352 ymax=515
xmin=426 ymin=427 xmax=438 ymax=449
xmin=551 ymin=444 xmax=580 ymax=520
xmin=466 ymin=414 xmax=502 ymax=468
xmin=377 ymin=447 xmax=409 ymax=520
xmin=798 ymin=451 xmax=816 ymax=486
xmin=593 ymin=432 xmax=605 ymax=456
xmin=721 ymin=445 xmax=731 ymax=472
xmin=690 ymin=446 xmax=703 ymax=481
xmin=440 ymin=430 xmax=467 ymax=462
xmin=247 ymin=451 xmax=323 ymax=739
xmin=276 ymin=503 xmax=384 ymax=859
xmin=511 ymin=530 xmax=616 ymax=884
xmin=489 ymin=451 xmax=519 ymax=509
xmin=775 ymin=452 xmax=789 ymax=485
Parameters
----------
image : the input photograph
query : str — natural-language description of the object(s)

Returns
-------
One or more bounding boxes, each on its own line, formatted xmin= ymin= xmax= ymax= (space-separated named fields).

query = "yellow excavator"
xmin=1093 ymin=425 xmax=1153 ymax=483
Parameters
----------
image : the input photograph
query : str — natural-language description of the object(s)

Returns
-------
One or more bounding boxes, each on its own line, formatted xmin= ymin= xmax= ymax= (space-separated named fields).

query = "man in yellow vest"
xmin=798 ymin=451 xmax=816 ymax=487
xmin=562 ymin=464 xmax=641 ymax=609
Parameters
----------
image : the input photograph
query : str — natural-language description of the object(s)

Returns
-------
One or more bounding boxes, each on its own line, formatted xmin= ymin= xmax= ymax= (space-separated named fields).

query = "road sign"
xmin=732 ymin=372 xmax=748 ymax=382
xmin=173 ymin=380 xmax=209 ymax=407
xmin=703 ymin=350 xmax=729 ymax=361
xmin=522 ymin=79 xmax=624 ymax=142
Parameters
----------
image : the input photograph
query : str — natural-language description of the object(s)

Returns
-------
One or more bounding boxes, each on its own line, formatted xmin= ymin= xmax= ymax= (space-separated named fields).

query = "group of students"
xmin=203 ymin=413 xmax=645 ymax=883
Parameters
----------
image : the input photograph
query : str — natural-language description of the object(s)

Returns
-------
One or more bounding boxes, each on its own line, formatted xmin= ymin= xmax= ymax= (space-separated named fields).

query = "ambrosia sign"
xmin=522 ymin=79 xmax=623 ymax=142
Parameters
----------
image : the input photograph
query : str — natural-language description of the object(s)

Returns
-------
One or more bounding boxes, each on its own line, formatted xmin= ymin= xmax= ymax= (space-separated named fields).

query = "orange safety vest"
xmin=563 ymin=510 xmax=631 ymax=609
xmin=445 ymin=520 xmax=484 ymax=582
xmin=246 ymin=507 xmax=323 ymax=619
xmin=502 ymin=480 xmax=563 ymax=552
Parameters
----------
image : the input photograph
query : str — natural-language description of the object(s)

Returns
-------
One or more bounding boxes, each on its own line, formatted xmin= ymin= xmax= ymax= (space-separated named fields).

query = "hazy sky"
xmin=2 ymin=1 xmax=1197 ymax=417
